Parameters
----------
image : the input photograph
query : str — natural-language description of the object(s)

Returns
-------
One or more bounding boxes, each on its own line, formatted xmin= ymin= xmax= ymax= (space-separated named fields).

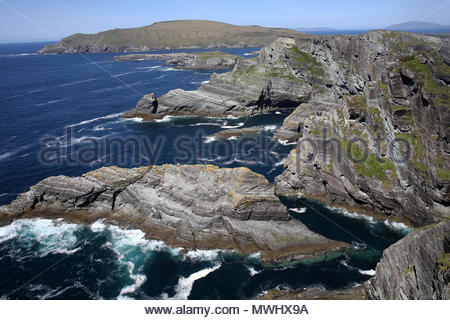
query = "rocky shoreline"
xmin=112 ymin=51 xmax=241 ymax=70
xmin=3 ymin=30 xmax=449 ymax=299
xmin=0 ymin=165 xmax=349 ymax=261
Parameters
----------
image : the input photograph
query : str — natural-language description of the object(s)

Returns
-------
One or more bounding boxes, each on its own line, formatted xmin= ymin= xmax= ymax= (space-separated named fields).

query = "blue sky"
xmin=0 ymin=0 xmax=449 ymax=43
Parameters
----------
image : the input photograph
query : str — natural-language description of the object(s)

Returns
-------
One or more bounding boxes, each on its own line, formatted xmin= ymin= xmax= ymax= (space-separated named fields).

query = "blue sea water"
xmin=0 ymin=42 xmax=410 ymax=299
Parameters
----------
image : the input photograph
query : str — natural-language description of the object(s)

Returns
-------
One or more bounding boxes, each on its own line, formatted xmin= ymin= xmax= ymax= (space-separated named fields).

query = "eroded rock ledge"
xmin=112 ymin=51 xmax=241 ymax=70
xmin=0 ymin=165 xmax=347 ymax=261
xmin=122 ymin=37 xmax=313 ymax=120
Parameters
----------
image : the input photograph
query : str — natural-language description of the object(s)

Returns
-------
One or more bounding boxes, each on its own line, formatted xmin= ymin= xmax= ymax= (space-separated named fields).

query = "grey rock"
xmin=123 ymin=38 xmax=314 ymax=120
xmin=112 ymin=51 xmax=240 ymax=70
xmin=366 ymin=220 xmax=450 ymax=299
xmin=0 ymin=165 xmax=348 ymax=261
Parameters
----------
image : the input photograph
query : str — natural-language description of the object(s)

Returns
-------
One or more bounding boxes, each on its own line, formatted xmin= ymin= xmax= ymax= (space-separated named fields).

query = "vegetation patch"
xmin=287 ymin=45 xmax=325 ymax=77
xmin=437 ymin=253 xmax=450 ymax=273
xmin=340 ymin=139 xmax=396 ymax=187
xmin=436 ymin=168 xmax=450 ymax=181
xmin=345 ymin=94 xmax=367 ymax=111
xmin=400 ymin=54 xmax=450 ymax=108
xmin=404 ymin=266 xmax=414 ymax=275
xmin=377 ymin=80 xmax=391 ymax=98
xmin=395 ymin=131 xmax=427 ymax=175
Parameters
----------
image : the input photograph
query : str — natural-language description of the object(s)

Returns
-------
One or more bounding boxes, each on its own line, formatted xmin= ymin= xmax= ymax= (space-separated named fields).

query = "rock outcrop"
xmin=0 ymin=165 xmax=347 ymax=261
xmin=112 ymin=51 xmax=240 ymax=70
xmin=273 ymin=31 xmax=450 ymax=226
xmin=123 ymin=37 xmax=316 ymax=120
xmin=366 ymin=220 xmax=450 ymax=299
xmin=211 ymin=126 xmax=261 ymax=139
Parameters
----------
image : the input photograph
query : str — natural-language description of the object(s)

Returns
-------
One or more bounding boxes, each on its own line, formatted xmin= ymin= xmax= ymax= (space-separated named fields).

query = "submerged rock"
xmin=0 ymin=165 xmax=347 ymax=261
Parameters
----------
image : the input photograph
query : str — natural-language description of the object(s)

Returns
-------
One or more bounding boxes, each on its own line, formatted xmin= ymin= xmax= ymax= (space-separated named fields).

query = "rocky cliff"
xmin=0 ymin=165 xmax=347 ymax=261
xmin=38 ymin=20 xmax=306 ymax=54
xmin=112 ymin=51 xmax=241 ymax=70
xmin=123 ymin=38 xmax=316 ymax=119
xmin=272 ymin=31 xmax=450 ymax=226
xmin=366 ymin=220 xmax=450 ymax=299
xmin=124 ymin=32 xmax=449 ymax=226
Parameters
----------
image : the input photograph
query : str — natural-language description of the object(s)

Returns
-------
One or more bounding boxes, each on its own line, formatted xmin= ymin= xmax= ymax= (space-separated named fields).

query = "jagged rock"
xmin=366 ymin=220 xmax=450 ymax=299
xmin=211 ymin=126 xmax=260 ymax=139
xmin=257 ymin=286 xmax=368 ymax=300
xmin=112 ymin=51 xmax=240 ymax=70
xmin=0 ymin=165 xmax=348 ymax=261
xmin=273 ymin=31 xmax=450 ymax=226
xmin=123 ymin=38 xmax=315 ymax=120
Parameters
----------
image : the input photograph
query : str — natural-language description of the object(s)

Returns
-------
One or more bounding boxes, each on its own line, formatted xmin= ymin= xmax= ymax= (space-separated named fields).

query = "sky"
xmin=0 ymin=0 xmax=449 ymax=43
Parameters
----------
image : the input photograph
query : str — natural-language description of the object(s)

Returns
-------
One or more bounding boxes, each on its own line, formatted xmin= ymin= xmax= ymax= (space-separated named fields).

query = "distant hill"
xmin=38 ymin=20 xmax=307 ymax=54
xmin=384 ymin=21 xmax=450 ymax=32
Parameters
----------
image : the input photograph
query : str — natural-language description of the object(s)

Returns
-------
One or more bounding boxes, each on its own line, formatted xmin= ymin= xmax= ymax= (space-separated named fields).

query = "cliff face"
xmin=37 ymin=20 xmax=306 ymax=54
xmin=0 ymin=165 xmax=347 ymax=261
xmin=123 ymin=31 xmax=449 ymax=226
xmin=273 ymin=31 xmax=450 ymax=226
xmin=366 ymin=220 xmax=450 ymax=299
xmin=123 ymin=38 xmax=320 ymax=119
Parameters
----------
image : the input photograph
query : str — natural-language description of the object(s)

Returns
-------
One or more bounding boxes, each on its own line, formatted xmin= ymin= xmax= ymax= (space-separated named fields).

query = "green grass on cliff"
xmin=345 ymin=94 xmax=367 ymax=111
xmin=400 ymin=54 xmax=450 ymax=108
xmin=340 ymin=139 xmax=396 ymax=187
xmin=395 ymin=131 xmax=428 ymax=176
xmin=437 ymin=253 xmax=450 ymax=273
xmin=287 ymin=45 xmax=325 ymax=77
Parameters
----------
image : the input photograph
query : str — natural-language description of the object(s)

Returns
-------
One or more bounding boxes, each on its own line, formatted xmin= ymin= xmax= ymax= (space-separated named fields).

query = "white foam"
xmin=247 ymin=266 xmax=261 ymax=276
xmin=0 ymin=145 xmax=32 ymax=162
xmin=327 ymin=206 xmax=376 ymax=225
xmin=226 ymin=115 xmax=239 ymax=119
xmin=188 ymin=122 xmax=223 ymax=127
xmin=289 ymin=207 xmax=307 ymax=214
xmin=171 ymin=264 xmax=221 ymax=299
xmin=137 ymin=66 xmax=161 ymax=70
xmin=182 ymin=249 xmax=220 ymax=262
xmin=201 ymin=80 xmax=210 ymax=84
xmin=275 ymin=111 xmax=282 ymax=114
xmin=358 ymin=269 xmax=376 ymax=276
xmin=34 ymin=98 xmax=67 ymax=107
xmin=0 ymin=219 xmax=81 ymax=257
xmin=65 ymin=112 xmax=123 ymax=128
xmin=117 ymin=260 xmax=147 ymax=299
xmin=154 ymin=115 xmax=175 ymax=123
xmin=277 ymin=139 xmax=297 ymax=146
xmin=247 ymin=252 xmax=261 ymax=260
xmin=220 ymin=122 xmax=244 ymax=129
xmin=129 ymin=117 xmax=143 ymax=122
xmin=204 ymin=136 xmax=216 ymax=144
xmin=161 ymin=67 xmax=181 ymax=72
xmin=59 ymin=78 xmax=98 ymax=87
xmin=383 ymin=220 xmax=412 ymax=233
xmin=261 ymin=125 xmax=278 ymax=131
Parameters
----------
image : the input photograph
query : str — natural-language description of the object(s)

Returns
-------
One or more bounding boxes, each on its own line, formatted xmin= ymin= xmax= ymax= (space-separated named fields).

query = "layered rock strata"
xmin=0 ymin=165 xmax=347 ymax=261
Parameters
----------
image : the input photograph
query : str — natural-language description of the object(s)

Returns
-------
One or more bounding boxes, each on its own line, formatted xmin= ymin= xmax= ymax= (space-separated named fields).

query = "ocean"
xmin=0 ymin=42 xmax=410 ymax=299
